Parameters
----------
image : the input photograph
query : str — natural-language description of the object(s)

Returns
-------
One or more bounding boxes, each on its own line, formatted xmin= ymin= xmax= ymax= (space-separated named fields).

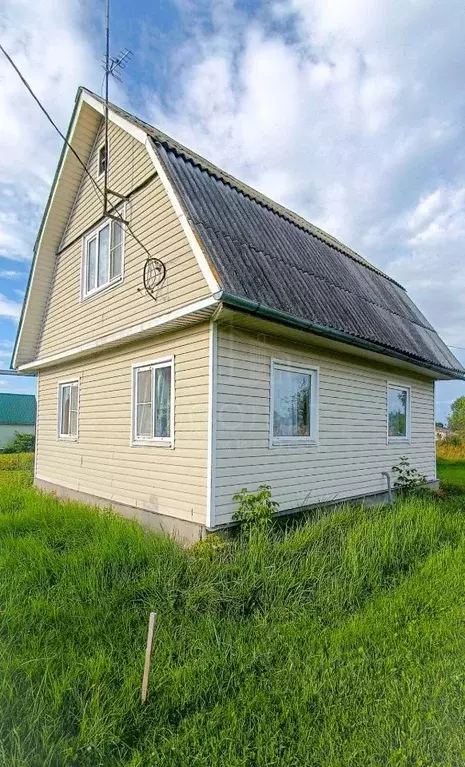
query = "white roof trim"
xmin=145 ymin=139 xmax=220 ymax=294
xmin=17 ymin=296 xmax=218 ymax=371
xmin=13 ymin=94 xmax=97 ymax=368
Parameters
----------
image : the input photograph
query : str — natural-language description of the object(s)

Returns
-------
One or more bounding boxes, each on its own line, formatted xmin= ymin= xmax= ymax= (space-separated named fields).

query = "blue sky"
xmin=1 ymin=0 xmax=465 ymax=422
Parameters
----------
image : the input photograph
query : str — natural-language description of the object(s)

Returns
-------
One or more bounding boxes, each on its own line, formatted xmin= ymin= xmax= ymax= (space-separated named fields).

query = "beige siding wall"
xmin=36 ymin=324 xmax=210 ymax=525
xmin=38 ymin=120 xmax=210 ymax=357
xmin=214 ymin=326 xmax=436 ymax=526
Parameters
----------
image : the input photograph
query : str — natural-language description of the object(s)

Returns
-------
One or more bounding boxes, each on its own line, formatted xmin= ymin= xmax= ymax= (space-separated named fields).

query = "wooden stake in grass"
xmin=141 ymin=611 xmax=157 ymax=704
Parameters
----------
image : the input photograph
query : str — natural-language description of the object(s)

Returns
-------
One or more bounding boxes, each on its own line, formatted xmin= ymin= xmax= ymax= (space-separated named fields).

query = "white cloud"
xmin=0 ymin=294 xmax=22 ymax=320
xmin=0 ymin=268 xmax=24 ymax=280
xmin=0 ymin=0 xmax=103 ymax=264
xmin=145 ymin=0 xmax=465 ymax=352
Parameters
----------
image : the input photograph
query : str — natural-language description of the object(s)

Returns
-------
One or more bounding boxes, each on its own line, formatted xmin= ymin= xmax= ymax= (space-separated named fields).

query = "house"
xmin=436 ymin=426 xmax=452 ymax=441
xmin=12 ymin=87 xmax=465 ymax=540
xmin=0 ymin=393 xmax=36 ymax=450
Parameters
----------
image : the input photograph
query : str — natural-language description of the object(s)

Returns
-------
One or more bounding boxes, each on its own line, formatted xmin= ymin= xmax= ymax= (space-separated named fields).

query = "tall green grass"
xmin=1 ymin=470 xmax=465 ymax=765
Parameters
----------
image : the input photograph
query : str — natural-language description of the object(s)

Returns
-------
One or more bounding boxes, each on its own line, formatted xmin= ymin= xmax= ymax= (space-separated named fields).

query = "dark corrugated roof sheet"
xmin=0 ymin=393 xmax=36 ymax=425
xmin=86 ymin=91 xmax=463 ymax=378
xmin=153 ymin=142 xmax=463 ymax=377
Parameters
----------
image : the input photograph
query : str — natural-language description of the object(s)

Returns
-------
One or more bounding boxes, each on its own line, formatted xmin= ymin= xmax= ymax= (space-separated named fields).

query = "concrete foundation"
xmin=34 ymin=477 xmax=206 ymax=544
xmin=34 ymin=477 xmax=440 ymax=542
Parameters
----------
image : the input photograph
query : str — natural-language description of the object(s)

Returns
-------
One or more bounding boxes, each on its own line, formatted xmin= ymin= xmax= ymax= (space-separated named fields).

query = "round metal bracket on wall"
xmin=143 ymin=257 xmax=166 ymax=300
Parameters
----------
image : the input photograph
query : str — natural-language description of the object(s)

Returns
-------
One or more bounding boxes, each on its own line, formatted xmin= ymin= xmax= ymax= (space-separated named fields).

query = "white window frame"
xmin=270 ymin=359 xmax=319 ymax=447
xmin=387 ymin=382 xmax=411 ymax=443
xmin=81 ymin=205 xmax=125 ymax=300
xmin=98 ymin=142 xmax=107 ymax=178
xmin=57 ymin=379 xmax=79 ymax=441
xmin=131 ymin=356 xmax=175 ymax=447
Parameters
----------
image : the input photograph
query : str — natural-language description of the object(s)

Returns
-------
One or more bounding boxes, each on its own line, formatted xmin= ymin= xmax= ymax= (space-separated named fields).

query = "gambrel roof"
xmin=13 ymin=87 xmax=464 ymax=379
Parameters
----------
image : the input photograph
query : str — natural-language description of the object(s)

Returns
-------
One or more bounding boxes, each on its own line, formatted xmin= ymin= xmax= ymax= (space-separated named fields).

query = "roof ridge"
xmin=0 ymin=392 xmax=35 ymax=397
xmin=82 ymin=88 xmax=403 ymax=289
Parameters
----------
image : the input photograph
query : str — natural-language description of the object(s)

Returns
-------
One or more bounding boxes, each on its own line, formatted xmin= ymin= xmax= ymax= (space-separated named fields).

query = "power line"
xmin=0 ymin=43 xmax=159 ymax=268
xmin=0 ymin=43 xmax=105 ymax=207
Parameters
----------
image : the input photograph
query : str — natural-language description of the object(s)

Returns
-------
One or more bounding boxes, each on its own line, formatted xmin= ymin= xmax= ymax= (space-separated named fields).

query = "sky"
xmin=1 ymin=0 xmax=465 ymax=422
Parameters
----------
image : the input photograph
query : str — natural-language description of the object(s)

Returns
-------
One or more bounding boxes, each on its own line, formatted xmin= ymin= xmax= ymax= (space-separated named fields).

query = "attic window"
xmin=82 ymin=208 xmax=124 ymax=298
xmin=98 ymin=143 xmax=107 ymax=177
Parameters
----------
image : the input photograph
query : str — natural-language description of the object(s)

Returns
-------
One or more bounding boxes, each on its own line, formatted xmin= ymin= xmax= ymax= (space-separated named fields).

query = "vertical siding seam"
xmin=206 ymin=321 xmax=217 ymax=528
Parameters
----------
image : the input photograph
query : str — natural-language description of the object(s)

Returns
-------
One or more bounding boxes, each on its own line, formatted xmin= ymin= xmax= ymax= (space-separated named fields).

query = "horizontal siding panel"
xmin=38 ymin=119 xmax=211 ymax=358
xmin=36 ymin=325 xmax=210 ymax=525
xmin=214 ymin=326 xmax=436 ymax=524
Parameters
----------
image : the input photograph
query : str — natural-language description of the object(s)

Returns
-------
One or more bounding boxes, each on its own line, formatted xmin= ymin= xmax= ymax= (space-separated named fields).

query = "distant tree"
xmin=448 ymin=396 xmax=465 ymax=438
xmin=435 ymin=421 xmax=444 ymax=428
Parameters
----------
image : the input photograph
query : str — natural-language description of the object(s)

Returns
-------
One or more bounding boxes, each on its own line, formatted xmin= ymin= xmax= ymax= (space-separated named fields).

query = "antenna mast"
xmin=104 ymin=0 xmax=110 ymax=216
xmin=102 ymin=0 xmax=132 ymax=217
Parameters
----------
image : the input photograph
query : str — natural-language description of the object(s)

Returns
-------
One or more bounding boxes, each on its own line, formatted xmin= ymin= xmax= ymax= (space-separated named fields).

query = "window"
xmin=83 ymin=213 xmax=124 ymax=297
xmin=58 ymin=381 xmax=79 ymax=439
xmin=387 ymin=384 xmax=410 ymax=441
xmin=270 ymin=360 xmax=318 ymax=445
xmin=98 ymin=143 xmax=107 ymax=177
xmin=132 ymin=358 xmax=174 ymax=445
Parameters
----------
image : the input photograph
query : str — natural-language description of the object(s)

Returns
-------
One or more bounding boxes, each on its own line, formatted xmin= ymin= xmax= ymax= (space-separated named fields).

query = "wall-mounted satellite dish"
xmin=143 ymin=257 xmax=166 ymax=300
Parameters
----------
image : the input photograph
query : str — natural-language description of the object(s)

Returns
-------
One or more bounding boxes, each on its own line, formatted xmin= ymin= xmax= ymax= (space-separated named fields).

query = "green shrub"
xmin=232 ymin=483 xmax=279 ymax=534
xmin=2 ymin=431 xmax=35 ymax=454
xmin=392 ymin=456 xmax=427 ymax=494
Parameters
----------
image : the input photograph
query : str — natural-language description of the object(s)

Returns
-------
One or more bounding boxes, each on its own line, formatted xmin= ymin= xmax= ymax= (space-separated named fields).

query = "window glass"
xmin=59 ymin=382 xmax=78 ymax=438
xmin=98 ymin=144 xmax=106 ymax=176
xmin=84 ymin=213 xmax=123 ymax=297
xmin=98 ymin=224 xmax=110 ymax=287
xmin=110 ymin=220 xmax=123 ymax=280
xmin=154 ymin=366 xmax=171 ymax=438
xmin=136 ymin=369 xmax=153 ymax=438
xmin=61 ymin=385 xmax=71 ymax=435
xmin=86 ymin=237 xmax=97 ymax=293
xmin=388 ymin=386 xmax=408 ymax=438
xmin=133 ymin=362 xmax=173 ymax=443
xmin=69 ymin=384 xmax=78 ymax=436
xmin=273 ymin=368 xmax=311 ymax=437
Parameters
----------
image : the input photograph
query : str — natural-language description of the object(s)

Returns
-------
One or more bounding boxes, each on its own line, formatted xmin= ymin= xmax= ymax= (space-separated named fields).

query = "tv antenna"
xmin=102 ymin=0 xmax=167 ymax=301
xmin=102 ymin=0 xmax=132 ymax=218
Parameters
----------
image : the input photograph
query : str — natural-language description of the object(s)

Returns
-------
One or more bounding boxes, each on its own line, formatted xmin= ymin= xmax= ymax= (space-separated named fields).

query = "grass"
xmin=437 ymin=442 xmax=465 ymax=492
xmin=1 ymin=460 xmax=465 ymax=765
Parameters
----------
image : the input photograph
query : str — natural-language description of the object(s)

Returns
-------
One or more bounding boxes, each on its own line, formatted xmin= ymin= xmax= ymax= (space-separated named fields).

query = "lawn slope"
xmin=1 ymin=467 xmax=465 ymax=766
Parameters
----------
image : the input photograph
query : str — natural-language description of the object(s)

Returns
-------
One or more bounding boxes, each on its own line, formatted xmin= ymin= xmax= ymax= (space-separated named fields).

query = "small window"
xmin=132 ymin=358 xmax=174 ymax=445
xmin=83 ymin=212 xmax=124 ymax=297
xmin=98 ymin=144 xmax=107 ymax=177
xmin=271 ymin=360 xmax=318 ymax=445
xmin=387 ymin=384 xmax=410 ymax=441
xmin=58 ymin=381 xmax=79 ymax=439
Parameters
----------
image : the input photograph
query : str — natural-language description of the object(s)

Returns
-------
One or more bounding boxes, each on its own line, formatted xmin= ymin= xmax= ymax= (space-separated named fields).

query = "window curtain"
xmin=136 ymin=369 xmax=153 ymax=437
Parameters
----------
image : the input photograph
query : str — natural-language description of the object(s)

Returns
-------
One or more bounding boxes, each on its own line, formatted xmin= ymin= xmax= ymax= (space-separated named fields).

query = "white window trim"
xmin=81 ymin=204 xmax=126 ymax=301
xmin=131 ymin=355 xmax=175 ymax=448
xmin=97 ymin=142 xmax=108 ymax=179
xmin=270 ymin=358 xmax=319 ymax=447
xmin=387 ymin=381 xmax=411 ymax=444
xmin=57 ymin=378 xmax=80 ymax=441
